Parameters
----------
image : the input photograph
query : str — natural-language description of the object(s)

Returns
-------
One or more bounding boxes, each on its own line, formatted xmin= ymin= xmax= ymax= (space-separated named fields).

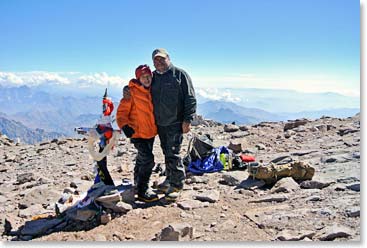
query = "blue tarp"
xmin=188 ymin=146 xmax=229 ymax=174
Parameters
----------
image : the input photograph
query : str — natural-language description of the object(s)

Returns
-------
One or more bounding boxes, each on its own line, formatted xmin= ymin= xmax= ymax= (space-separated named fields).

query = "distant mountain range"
xmin=0 ymin=114 xmax=64 ymax=144
xmin=196 ymin=88 xmax=360 ymax=113
xmin=0 ymin=85 xmax=360 ymax=143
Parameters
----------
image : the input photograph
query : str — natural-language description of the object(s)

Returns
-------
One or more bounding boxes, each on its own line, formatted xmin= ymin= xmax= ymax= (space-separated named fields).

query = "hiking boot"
xmin=164 ymin=186 xmax=182 ymax=202
xmin=155 ymin=180 xmax=170 ymax=194
xmin=137 ymin=188 xmax=159 ymax=203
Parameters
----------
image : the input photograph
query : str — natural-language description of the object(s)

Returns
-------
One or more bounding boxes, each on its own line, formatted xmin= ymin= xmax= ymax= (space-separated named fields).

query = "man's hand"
xmin=182 ymin=121 xmax=191 ymax=134
xmin=123 ymin=86 xmax=131 ymax=100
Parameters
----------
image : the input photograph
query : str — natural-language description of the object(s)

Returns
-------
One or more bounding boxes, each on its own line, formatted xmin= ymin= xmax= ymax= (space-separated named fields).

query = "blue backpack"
xmin=188 ymin=146 xmax=229 ymax=174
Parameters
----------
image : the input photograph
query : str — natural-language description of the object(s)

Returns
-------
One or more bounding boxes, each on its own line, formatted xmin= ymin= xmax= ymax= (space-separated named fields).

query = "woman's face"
xmin=139 ymin=73 xmax=152 ymax=87
xmin=153 ymin=56 xmax=170 ymax=73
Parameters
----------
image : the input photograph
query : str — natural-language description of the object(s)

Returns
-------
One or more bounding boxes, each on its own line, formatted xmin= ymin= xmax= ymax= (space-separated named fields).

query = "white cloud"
xmin=197 ymin=88 xmax=241 ymax=102
xmin=0 ymin=72 xmax=24 ymax=86
xmin=77 ymin=72 xmax=125 ymax=88
xmin=0 ymin=71 xmax=71 ymax=86
xmin=0 ymin=71 xmax=127 ymax=89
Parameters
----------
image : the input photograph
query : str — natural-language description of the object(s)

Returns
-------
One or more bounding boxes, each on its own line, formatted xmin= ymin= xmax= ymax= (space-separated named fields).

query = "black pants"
xmin=131 ymin=137 xmax=155 ymax=194
xmin=158 ymin=123 xmax=185 ymax=189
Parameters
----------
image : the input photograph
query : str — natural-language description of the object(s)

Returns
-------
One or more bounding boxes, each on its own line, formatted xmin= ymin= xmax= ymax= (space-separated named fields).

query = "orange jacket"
xmin=116 ymin=79 xmax=157 ymax=139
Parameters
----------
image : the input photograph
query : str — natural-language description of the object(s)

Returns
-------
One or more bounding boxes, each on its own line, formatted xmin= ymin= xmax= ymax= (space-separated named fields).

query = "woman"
xmin=116 ymin=65 xmax=158 ymax=202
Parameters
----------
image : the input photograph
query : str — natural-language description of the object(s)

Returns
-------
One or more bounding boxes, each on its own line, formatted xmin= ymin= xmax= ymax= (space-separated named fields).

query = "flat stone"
xmin=193 ymin=190 xmax=220 ymax=203
xmin=305 ymin=195 xmax=321 ymax=202
xmin=18 ymin=204 xmax=46 ymax=218
xmin=346 ymin=183 xmax=360 ymax=192
xmin=239 ymin=125 xmax=249 ymax=131
xmin=284 ymin=119 xmax=309 ymax=131
xmin=352 ymin=152 xmax=360 ymax=159
xmin=236 ymin=178 xmax=265 ymax=190
xmin=16 ymin=173 xmax=35 ymax=185
xmin=271 ymin=177 xmax=300 ymax=193
xmin=224 ymin=124 xmax=240 ymax=133
xmin=300 ymin=180 xmax=332 ymax=189
xmin=325 ymin=157 xmax=337 ymax=163
xmin=177 ymin=200 xmax=205 ymax=210
xmin=345 ymin=207 xmax=360 ymax=217
xmin=249 ymin=194 xmax=288 ymax=203
xmin=221 ymin=171 xmax=246 ymax=186
xmin=185 ymin=176 xmax=209 ymax=184
xmin=337 ymin=177 xmax=359 ymax=184
xmin=104 ymin=201 xmax=133 ymax=213
xmin=277 ymin=229 xmax=316 ymax=241
xmin=156 ymin=223 xmax=193 ymax=241
xmin=317 ymin=224 xmax=353 ymax=241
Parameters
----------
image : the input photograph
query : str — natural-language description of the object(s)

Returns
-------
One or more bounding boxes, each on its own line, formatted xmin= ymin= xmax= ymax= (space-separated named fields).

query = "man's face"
xmin=153 ymin=56 xmax=170 ymax=73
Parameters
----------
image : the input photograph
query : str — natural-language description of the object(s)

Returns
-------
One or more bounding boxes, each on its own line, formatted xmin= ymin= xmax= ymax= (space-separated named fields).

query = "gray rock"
xmin=186 ymin=176 xmax=209 ymax=184
xmin=178 ymin=200 xmax=205 ymax=210
xmin=317 ymin=225 xmax=353 ymax=241
xmin=221 ymin=171 xmax=246 ymax=186
xmin=228 ymin=141 xmax=242 ymax=154
xmin=346 ymin=183 xmax=360 ymax=192
xmin=194 ymin=190 xmax=220 ymax=203
xmin=284 ymin=119 xmax=309 ymax=131
xmin=0 ymin=195 xmax=7 ymax=204
xmin=18 ymin=204 xmax=47 ymax=218
xmin=305 ymin=195 xmax=321 ymax=202
xmin=103 ymin=201 xmax=133 ymax=213
xmin=345 ymin=207 xmax=360 ymax=217
xmin=300 ymin=180 xmax=332 ymax=189
xmin=21 ymin=218 xmax=64 ymax=236
xmin=337 ymin=177 xmax=359 ymax=184
xmin=352 ymin=152 xmax=360 ymax=159
xmin=236 ymin=178 xmax=265 ymax=190
xmin=284 ymin=130 xmax=295 ymax=138
xmin=99 ymin=213 xmax=112 ymax=225
xmin=156 ymin=223 xmax=193 ymax=241
xmin=249 ymin=194 xmax=288 ymax=203
xmin=16 ymin=173 xmax=35 ymax=185
xmin=271 ymin=177 xmax=300 ymax=193
xmin=327 ymin=124 xmax=336 ymax=131
xmin=255 ymin=143 xmax=266 ymax=150
xmin=70 ymin=182 xmax=78 ymax=188
xmin=277 ymin=229 xmax=316 ymax=241
xmin=337 ymin=127 xmax=358 ymax=136
xmin=315 ymin=124 xmax=327 ymax=132
xmin=239 ymin=125 xmax=249 ymax=131
xmin=120 ymin=188 xmax=135 ymax=204
xmin=224 ymin=124 xmax=240 ymax=133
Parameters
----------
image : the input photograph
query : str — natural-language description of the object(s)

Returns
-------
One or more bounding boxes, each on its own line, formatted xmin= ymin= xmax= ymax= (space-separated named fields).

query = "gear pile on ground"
xmin=0 ymin=114 xmax=360 ymax=241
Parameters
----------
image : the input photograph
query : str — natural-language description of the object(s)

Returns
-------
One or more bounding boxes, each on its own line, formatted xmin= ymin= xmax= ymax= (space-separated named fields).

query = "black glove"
xmin=122 ymin=125 xmax=135 ymax=138
xmin=122 ymin=86 xmax=131 ymax=100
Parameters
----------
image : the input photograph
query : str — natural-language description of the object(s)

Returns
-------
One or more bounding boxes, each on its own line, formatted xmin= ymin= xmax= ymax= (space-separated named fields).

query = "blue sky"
xmin=0 ymin=0 xmax=360 ymax=96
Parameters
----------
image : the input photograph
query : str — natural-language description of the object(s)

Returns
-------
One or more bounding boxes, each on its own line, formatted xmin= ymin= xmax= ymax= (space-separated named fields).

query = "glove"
xmin=122 ymin=86 xmax=131 ymax=100
xmin=122 ymin=125 xmax=135 ymax=138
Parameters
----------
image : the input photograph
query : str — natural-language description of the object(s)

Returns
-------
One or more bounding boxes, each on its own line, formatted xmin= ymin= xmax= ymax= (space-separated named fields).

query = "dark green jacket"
xmin=151 ymin=65 xmax=196 ymax=127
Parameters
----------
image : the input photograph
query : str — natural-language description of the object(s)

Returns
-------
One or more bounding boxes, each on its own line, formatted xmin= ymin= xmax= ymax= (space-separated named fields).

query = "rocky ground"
xmin=0 ymin=114 xmax=361 ymax=241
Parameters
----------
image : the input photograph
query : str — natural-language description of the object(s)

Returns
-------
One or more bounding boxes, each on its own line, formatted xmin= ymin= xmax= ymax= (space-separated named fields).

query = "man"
xmin=151 ymin=48 xmax=196 ymax=201
xmin=123 ymin=48 xmax=196 ymax=201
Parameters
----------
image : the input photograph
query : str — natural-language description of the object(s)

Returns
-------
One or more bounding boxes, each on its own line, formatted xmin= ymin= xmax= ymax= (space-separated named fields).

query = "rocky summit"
xmin=0 ymin=114 xmax=360 ymax=241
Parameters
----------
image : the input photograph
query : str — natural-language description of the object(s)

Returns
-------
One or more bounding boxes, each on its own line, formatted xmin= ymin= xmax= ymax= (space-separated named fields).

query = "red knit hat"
xmin=135 ymin=64 xmax=152 ymax=79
